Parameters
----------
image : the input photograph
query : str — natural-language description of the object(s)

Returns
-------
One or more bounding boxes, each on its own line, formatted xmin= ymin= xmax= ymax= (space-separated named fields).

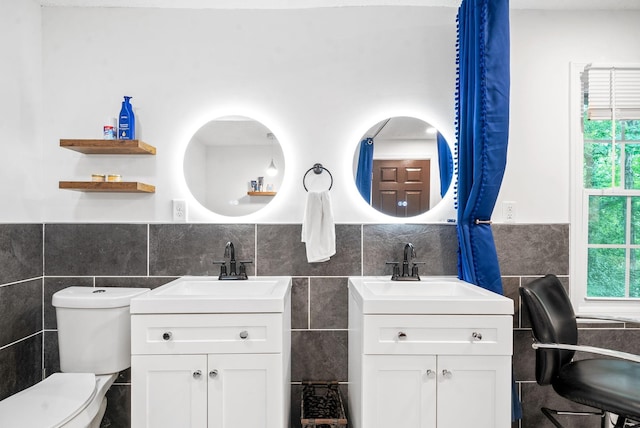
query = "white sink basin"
xmin=130 ymin=276 xmax=291 ymax=314
xmin=349 ymin=276 xmax=513 ymax=315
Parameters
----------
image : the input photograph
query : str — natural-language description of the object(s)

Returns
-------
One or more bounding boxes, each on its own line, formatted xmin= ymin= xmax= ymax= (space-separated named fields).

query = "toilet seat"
xmin=0 ymin=373 xmax=96 ymax=428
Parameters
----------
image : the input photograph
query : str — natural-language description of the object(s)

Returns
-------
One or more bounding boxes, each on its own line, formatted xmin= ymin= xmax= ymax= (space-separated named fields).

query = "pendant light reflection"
xmin=266 ymin=132 xmax=278 ymax=176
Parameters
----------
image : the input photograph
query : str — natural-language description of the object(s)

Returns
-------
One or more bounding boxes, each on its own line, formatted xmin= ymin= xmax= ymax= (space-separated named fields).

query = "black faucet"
xmin=225 ymin=241 xmax=237 ymax=276
xmin=402 ymin=243 xmax=415 ymax=277
xmin=215 ymin=241 xmax=252 ymax=280
xmin=386 ymin=243 xmax=423 ymax=281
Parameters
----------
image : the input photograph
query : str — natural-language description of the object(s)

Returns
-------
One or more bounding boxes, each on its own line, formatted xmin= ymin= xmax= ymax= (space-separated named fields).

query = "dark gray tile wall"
xmin=44 ymin=224 xmax=148 ymax=276
xmin=363 ymin=224 xmax=459 ymax=276
xmin=2 ymin=222 xmax=635 ymax=428
xmin=150 ymin=224 xmax=256 ymax=276
xmin=309 ymin=277 xmax=348 ymax=329
xmin=0 ymin=224 xmax=43 ymax=282
xmin=0 ymin=333 xmax=42 ymax=401
xmin=258 ymin=224 xmax=361 ymax=276
xmin=291 ymin=278 xmax=309 ymax=329
xmin=0 ymin=224 xmax=43 ymax=401
xmin=0 ymin=279 xmax=43 ymax=346
xmin=493 ymin=224 xmax=569 ymax=275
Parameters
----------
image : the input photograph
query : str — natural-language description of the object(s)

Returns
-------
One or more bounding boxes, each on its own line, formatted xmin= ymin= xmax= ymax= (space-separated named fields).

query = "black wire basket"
xmin=300 ymin=381 xmax=348 ymax=428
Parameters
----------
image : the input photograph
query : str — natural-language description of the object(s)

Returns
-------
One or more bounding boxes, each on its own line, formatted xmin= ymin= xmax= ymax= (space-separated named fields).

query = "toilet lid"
xmin=0 ymin=373 xmax=96 ymax=428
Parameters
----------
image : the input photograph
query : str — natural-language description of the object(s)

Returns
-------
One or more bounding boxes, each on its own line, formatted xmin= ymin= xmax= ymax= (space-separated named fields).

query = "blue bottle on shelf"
xmin=118 ymin=96 xmax=136 ymax=140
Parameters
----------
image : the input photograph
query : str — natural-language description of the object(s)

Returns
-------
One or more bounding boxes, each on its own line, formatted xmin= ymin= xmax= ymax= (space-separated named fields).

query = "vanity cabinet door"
xmin=436 ymin=355 xmax=511 ymax=428
xmin=131 ymin=354 xmax=208 ymax=428
xmin=362 ymin=355 xmax=438 ymax=428
xmin=360 ymin=354 xmax=510 ymax=428
xmin=207 ymin=353 xmax=282 ymax=428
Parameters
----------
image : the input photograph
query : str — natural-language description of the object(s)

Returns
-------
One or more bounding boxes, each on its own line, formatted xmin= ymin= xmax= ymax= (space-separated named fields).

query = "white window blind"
xmin=582 ymin=64 xmax=640 ymax=120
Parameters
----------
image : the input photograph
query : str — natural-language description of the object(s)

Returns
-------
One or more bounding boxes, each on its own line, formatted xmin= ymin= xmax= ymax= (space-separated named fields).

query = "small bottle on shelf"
xmin=118 ymin=96 xmax=136 ymax=140
xmin=103 ymin=117 xmax=116 ymax=140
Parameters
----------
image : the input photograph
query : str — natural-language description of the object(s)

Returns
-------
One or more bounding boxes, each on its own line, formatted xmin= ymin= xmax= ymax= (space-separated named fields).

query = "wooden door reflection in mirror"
xmin=371 ymin=159 xmax=431 ymax=217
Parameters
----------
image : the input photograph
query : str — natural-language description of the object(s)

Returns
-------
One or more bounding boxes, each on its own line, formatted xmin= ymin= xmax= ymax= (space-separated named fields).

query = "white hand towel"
xmin=301 ymin=190 xmax=336 ymax=263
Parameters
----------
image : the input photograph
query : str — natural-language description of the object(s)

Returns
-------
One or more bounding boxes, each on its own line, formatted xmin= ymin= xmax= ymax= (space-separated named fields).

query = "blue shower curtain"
xmin=456 ymin=0 xmax=521 ymax=420
xmin=437 ymin=132 xmax=453 ymax=197
xmin=355 ymin=138 xmax=374 ymax=203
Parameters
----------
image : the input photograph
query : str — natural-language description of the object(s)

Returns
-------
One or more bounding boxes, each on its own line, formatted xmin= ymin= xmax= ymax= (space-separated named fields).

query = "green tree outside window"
xmin=584 ymin=116 xmax=640 ymax=298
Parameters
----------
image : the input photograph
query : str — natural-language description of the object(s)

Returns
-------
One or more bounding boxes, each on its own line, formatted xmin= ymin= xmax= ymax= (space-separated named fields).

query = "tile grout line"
xmin=254 ymin=224 xmax=258 ymax=276
xmin=41 ymin=276 xmax=45 ymax=379
xmin=0 ymin=331 xmax=42 ymax=352
xmin=42 ymin=223 xmax=45 ymax=277
xmin=307 ymin=276 xmax=311 ymax=330
xmin=0 ymin=276 xmax=44 ymax=288
xmin=41 ymin=223 xmax=45 ymax=379
xmin=147 ymin=223 xmax=150 ymax=277
xmin=360 ymin=224 xmax=364 ymax=276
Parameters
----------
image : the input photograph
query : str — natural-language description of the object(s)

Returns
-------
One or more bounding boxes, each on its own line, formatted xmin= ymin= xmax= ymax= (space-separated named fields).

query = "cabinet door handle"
xmin=442 ymin=369 xmax=453 ymax=379
xmin=193 ymin=370 xmax=202 ymax=379
xmin=398 ymin=331 xmax=407 ymax=339
xmin=239 ymin=330 xmax=249 ymax=339
xmin=162 ymin=332 xmax=172 ymax=341
xmin=425 ymin=369 xmax=435 ymax=378
xmin=209 ymin=369 xmax=218 ymax=378
xmin=472 ymin=332 xmax=483 ymax=341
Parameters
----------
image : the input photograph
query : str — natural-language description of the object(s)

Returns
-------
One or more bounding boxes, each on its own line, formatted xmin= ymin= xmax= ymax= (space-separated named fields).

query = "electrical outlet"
xmin=173 ymin=199 xmax=187 ymax=222
xmin=502 ymin=201 xmax=516 ymax=223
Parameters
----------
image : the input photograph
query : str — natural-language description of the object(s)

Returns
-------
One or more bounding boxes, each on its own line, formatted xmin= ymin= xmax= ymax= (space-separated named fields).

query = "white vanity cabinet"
xmin=131 ymin=310 xmax=291 ymax=428
xmin=348 ymin=279 xmax=513 ymax=428
xmin=131 ymin=354 xmax=208 ymax=427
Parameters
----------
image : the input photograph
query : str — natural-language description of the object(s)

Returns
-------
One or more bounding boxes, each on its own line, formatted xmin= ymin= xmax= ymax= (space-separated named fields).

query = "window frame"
xmin=569 ymin=62 xmax=640 ymax=318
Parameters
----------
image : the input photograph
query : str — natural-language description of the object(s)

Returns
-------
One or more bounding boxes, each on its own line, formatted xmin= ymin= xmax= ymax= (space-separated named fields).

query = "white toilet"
xmin=0 ymin=286 xmax=149 ymax=428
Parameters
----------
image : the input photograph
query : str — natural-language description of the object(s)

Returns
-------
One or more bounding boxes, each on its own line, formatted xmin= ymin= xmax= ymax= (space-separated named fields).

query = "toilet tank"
xmin=53 ymin=287 xmax=150 ymax=374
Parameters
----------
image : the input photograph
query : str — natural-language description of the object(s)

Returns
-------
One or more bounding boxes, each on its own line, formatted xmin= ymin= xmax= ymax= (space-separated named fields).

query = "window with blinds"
xmin=582 ymin=65 xmax=640 ymax=120
xmin=578 ymin=64 xmax=640 ymax=301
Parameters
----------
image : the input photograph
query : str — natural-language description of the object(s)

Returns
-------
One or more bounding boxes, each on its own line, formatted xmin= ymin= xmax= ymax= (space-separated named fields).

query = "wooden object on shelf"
xmin=247 ymin=191 xmax=277 ymax=196
xmin=59 ymin=181 xmax=155 ymax=193
xmin=60 ymin=139 xmax=156 ymax=155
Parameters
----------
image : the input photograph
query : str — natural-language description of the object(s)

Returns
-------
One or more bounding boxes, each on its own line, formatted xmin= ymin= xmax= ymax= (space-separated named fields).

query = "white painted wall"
xmin=39 ymin=6 xmax=458 ymax=223
xmin=2 ymin=5 xmax=640 ymax=224
xmin=203 ymin=144 xmax=285 ymax=216
xmin=0 ymin=0 xmax=42 ymax=222
xmin=504 ymin=9 xmax=640 ymax=223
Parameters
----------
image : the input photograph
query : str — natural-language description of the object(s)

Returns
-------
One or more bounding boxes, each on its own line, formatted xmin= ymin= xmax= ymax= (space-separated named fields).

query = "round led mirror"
xmin=184 ymin=116 xmax=285 ymax=216
xmin=353 ymin=116 xmax=453 ymax=217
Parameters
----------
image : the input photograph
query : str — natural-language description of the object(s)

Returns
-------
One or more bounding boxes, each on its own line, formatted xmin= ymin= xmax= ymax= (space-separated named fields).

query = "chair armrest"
xmin=577 ymin=315 xmax=639 ymax=323
xmin=532 ymin=342 xmax=640 ymax=363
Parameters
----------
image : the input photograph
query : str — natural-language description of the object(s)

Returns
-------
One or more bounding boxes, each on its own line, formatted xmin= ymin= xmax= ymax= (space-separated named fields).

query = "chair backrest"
xmin=519 ymin=274 xmax=578 ymax=385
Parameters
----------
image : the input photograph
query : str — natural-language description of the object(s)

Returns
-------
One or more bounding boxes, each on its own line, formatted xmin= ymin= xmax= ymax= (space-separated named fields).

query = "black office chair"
xmin=519 ymin=274 xmax=640 ymax=428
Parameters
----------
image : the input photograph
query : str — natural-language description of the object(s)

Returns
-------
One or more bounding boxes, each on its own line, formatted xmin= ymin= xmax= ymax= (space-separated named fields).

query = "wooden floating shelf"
xmin=247 ymin=191 xmax=277 ymax=196
xmin=60 ymin=139 xmax=156 ymax=155
xmin=59 ymin=181 xmax=156 ymax=193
